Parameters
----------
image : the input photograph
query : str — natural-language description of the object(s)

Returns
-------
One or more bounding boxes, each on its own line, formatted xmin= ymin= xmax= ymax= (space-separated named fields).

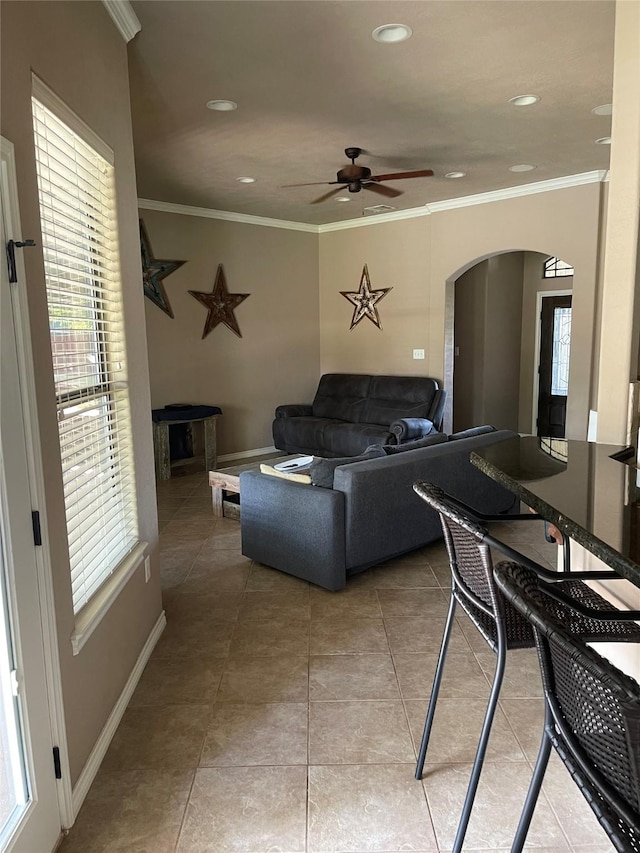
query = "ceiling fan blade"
xmin=280 ymin=181 xmax=340 ymax=188
xmin=363 ymin=183 xmax=403 ymax=199
xmin=370 ymin=169 xmax=434 ymax=182
xmin=311 ymin=186 xmax=346 ymax=204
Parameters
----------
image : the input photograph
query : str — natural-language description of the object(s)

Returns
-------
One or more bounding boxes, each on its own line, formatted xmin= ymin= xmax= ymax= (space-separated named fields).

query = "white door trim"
xmin=531 ymin=288 xmax=573 ymax=435
xmin=0 ymin=136 xmax=73 ymax=827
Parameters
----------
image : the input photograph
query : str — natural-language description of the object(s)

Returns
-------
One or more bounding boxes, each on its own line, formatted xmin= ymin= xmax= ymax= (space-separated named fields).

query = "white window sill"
xmin=71 ymin=541 xmax=148 ymax=655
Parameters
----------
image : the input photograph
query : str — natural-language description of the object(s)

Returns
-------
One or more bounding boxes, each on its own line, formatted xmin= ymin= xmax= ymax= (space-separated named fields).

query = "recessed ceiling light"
xmin=206 ymin=99 xmax=237 ymax=111
xmin=509 ymin=164 xmax=536 ymax=172
xmin=335 ymin=196 xmax=351 ymax=202
xmin=444 ymin=171 xmax=466 ymax=179
xmin=372 ymin=23 xmax=413 ymax=43
xmin=592 ymin=103 xmax=612 ymax=116
xmin=235 ymin=176 xmax=256 ymax=183
xmin=595 ymin=136 xmax=612 ymax=145
xmin=508 ymin=94 xmax=541 ymax=107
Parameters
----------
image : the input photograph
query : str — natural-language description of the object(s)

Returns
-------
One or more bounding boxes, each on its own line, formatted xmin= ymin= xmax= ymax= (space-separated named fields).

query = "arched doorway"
xmin=444 ymin=250 xmax=574 ymax=436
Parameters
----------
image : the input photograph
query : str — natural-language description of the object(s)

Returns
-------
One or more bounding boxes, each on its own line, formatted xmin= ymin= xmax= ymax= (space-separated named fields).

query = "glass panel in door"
xmin=0 ymin=528 xmax=28 ymax=847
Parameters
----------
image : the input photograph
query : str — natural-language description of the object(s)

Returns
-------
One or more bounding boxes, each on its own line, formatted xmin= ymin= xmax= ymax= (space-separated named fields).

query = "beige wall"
xmin=595 ymin=0 xmax=640 ymax=444
xmin=432 ymin=183 xmax=601 ymax=439
xmin=142 ymin=211 xmax=320 ymax=455
xmin=1 ymin=2 xmax=160 ymax=786
xmin=453 ymin=253 xmax=524 ymax=432
xmin=319 ymin=183 xmax=601 ymax=439
xmin=453 ymin=261 xmax=487 ymax=430
xmin=482 ymin=253 xmax=524 ymax=432
xmin=319 ymin=216 xmax=432 ymax=377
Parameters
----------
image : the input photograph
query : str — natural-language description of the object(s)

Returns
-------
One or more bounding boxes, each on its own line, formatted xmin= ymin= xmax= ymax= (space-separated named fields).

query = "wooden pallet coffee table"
xmin=209 ymin=454 xmax=309 ymax=518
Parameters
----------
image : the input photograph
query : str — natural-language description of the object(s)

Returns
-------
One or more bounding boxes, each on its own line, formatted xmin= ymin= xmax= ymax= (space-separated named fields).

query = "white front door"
xmin=0 ymin=151 xmax=61 ymax=853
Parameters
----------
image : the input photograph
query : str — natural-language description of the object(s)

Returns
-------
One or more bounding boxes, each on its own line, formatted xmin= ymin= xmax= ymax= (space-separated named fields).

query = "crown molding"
xmin=425 ymin=170 xmax=607 ymax=214
xmin=101 ymin=0 xmax=141 ymax=43
xmin=318 ymin=205 xmax=431 ymax=233
xmin=137 ymin=198 xmax=319 ymax=233
xmin=138 ymin=170 xmax=608 ymax=234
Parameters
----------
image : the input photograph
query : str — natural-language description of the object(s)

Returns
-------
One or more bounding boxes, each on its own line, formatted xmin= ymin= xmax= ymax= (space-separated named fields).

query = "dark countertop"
xmin=471 ymin=436 xmax=640 ymax=585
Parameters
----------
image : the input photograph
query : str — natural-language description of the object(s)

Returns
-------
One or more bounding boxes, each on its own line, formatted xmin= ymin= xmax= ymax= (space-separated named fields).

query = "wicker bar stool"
xmin=494 ymin=561 xmax=640 ymax=852
xmin=412 ymin=482 xmax=640 ymax=853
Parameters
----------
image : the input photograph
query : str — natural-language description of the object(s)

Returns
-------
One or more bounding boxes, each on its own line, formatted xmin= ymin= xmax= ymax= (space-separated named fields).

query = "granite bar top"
xmin=471 ymin=435 xmax=640 ymax=585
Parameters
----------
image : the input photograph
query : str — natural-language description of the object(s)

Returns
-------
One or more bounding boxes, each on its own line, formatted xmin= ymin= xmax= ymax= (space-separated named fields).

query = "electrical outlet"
xmin=413 ymin=348 xmax=425 ymax=360
xmin=144 ymin=556 xmax=151 ymax=583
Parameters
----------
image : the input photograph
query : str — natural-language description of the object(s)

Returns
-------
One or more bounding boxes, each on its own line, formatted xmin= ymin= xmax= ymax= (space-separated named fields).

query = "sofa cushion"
xmin=448 ymin=425 xmax=496 ymax=441
xmin=380 ymin=432 xmax=448 ymax=454
xmin=272 ymin=416 xmax=338 ymax=455
xmin=311 ymin=374 xmax=370 ymax=421
xmin=310 ymin=446 xmax=386 ymax=488
xmin=322 ymin=421 xmax=393 ymax=457
xmin=359 ymin=376 xmax=437 ymax=426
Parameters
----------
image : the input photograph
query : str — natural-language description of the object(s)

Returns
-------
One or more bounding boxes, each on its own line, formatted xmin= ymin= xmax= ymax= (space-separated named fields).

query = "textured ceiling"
xmin=128 ymin=0 xmax=615 ymax=226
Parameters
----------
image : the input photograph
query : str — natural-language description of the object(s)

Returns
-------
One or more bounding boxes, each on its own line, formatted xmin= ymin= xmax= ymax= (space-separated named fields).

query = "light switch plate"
xmin=413 ymin=348 xmax=425 ymax=360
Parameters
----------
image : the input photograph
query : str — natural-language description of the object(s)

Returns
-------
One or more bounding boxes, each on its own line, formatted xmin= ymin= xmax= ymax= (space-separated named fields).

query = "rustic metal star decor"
xmin=189 ymin=264 xmax=250 ymax=339
xmin=340 ymin=264 xmax=392 ymax=330
xmin=139 ymin=220 xmax=186 ymax=318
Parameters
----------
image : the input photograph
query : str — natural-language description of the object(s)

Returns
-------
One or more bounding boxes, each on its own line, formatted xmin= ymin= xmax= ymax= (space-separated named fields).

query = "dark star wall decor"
xmin=340 ymin=264 xmax=392 ymax=330
xmin=189 ymin=264 xmax=250 ymax=339
xmin=139 ymin=219 xmax=186 ymax=318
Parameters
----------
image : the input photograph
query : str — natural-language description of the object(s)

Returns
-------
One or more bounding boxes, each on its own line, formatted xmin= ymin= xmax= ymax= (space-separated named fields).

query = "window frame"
xmin=31 ymin=77 xmax=146 ymax=654
xmin=543 ymin=256 xmax=575 ymax=278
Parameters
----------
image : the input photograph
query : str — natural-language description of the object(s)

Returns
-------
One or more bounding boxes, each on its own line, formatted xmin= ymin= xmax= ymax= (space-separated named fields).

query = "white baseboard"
xmin=69 ymin=610 xmax=167 ymax=820
xmin=217 ymin=445 xmax=277 ymax=463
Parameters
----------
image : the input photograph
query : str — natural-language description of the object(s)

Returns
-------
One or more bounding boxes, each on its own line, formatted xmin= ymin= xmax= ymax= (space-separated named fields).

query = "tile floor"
xmin=59 ymin=471 xmax=615 ymax=852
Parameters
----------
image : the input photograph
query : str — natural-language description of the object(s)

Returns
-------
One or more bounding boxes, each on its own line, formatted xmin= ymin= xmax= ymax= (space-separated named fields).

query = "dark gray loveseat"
xmin=272 ymin=373 xmax=446 ymax=458
xmin=241 ymin=429 xmax=518 ymax=590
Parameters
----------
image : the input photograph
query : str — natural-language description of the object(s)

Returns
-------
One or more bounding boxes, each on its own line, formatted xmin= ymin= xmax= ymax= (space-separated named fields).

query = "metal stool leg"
xmin=415 ymin=591 xmax=457 ymax=780
xmin=510 ymin=703 xmax=553 ymax=852
xmin=451 ymin=632 xmax=507 ymax=853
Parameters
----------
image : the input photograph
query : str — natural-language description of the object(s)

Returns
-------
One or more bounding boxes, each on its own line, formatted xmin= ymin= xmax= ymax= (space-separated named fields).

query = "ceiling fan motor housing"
xmin=337 ymin=164 xmax=372 ymax=183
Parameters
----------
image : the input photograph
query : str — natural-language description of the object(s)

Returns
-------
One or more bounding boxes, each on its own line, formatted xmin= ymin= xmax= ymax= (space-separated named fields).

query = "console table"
xmin=152 ymin=405 xmax=222 ymax=480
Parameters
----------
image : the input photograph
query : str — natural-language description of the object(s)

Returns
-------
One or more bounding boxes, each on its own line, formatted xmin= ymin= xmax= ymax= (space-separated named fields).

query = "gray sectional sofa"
xmin=240 ymin=428 xmax=518 ymax=590
xmin=272 ymin=373 xmax=446 ymax=458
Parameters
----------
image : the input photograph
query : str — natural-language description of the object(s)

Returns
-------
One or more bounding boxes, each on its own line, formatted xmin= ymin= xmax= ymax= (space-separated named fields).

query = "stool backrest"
xmin=413 ymin=481 xmax=534 ymax=651
xmin=495 ymin=561 xmax=640 ymax=826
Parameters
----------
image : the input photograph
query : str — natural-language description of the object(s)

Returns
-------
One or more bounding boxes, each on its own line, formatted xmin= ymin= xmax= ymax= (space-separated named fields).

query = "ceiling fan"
xmin=281 ymin=147 xmax=434 ymax=204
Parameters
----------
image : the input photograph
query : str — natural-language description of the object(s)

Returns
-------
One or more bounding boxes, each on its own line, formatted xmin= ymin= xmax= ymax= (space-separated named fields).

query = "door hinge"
xmin=52 ymin=747 xmax=62 ymax=780
xmin=31 ymin=511 xmax=42 ymax=546
xmin=6 ymin=239 xmax=36 ymax=284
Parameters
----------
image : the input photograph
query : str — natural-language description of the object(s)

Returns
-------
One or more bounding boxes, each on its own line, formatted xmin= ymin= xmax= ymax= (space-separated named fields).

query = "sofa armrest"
xmin=427 ymin=389 xmax=446 ymax=432
xmin=275 ymin=404 xmax=313 ymax=419
xmin=390 ymin=417 xmax=436 ymax=443
xmin=239 ymin=471 xmax=347 ymax=590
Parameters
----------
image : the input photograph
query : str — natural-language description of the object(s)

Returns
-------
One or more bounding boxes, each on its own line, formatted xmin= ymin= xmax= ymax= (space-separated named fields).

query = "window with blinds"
xmin=32 ymin=89 xmax=139 ymax=614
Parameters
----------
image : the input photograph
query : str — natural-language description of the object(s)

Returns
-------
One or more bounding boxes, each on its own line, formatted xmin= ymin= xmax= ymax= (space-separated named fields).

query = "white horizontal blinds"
xmin=32 ymin=96 xmax=139 ymax=613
